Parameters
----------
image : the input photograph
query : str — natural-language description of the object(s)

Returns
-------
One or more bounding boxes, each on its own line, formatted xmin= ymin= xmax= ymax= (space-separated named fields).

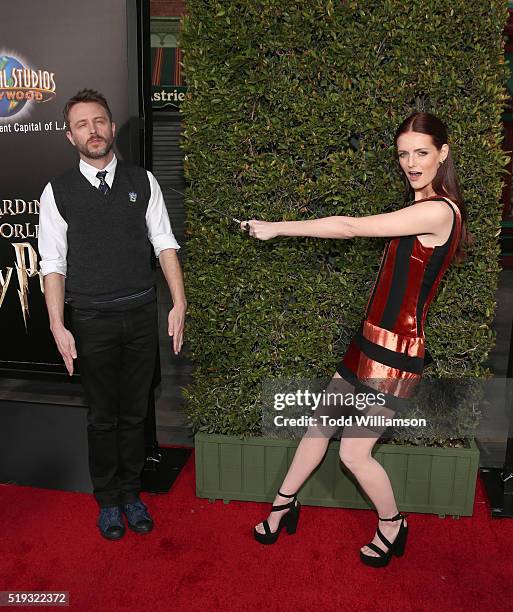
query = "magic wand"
xmin=166 ymin=185 xmax=250 ymax=230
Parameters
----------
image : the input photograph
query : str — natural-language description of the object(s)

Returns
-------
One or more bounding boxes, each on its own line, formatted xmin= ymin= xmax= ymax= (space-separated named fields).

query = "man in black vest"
xmin=38 ymin=89 xmax=186 ymax=540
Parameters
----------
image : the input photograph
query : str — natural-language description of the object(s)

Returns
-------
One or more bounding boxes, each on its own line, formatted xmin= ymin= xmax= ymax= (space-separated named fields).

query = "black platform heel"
xmin=253 ymin=490 xmax=301 ymax=545
xmin=359 ymin=512 xmax=408 ymax=568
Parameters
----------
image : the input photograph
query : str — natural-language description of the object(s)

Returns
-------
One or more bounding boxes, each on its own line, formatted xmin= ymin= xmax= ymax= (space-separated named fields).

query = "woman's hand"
xmin=240 ymin=220 xmax=278 ymax=241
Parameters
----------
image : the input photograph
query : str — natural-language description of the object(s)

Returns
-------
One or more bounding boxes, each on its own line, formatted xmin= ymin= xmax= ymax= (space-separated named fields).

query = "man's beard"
xmin=77 ymin=137 xmax=114 ymax=160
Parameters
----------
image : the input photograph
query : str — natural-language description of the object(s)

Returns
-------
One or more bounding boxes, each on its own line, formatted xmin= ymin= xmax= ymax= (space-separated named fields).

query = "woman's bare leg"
xmin=339 ymin=408 xmax=407 ymax=556
xmin=255 ymin=372 xmax=350 ymax=534
xmin=254 ymin=435 xmax=330 ymax=534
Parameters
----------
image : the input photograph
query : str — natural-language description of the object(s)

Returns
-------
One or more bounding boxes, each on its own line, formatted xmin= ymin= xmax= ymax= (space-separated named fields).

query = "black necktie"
xmin=96 ymin=170 xmax=110 ymax=195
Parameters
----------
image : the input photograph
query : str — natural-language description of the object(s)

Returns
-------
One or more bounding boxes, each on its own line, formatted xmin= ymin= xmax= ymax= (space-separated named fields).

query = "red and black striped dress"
xmin=336 ymin=196 xmax=462 ymax=411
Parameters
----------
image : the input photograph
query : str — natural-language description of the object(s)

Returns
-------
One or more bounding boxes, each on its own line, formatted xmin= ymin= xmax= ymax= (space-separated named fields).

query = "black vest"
xmin=51 ymin=161 xmax=155 ymax=309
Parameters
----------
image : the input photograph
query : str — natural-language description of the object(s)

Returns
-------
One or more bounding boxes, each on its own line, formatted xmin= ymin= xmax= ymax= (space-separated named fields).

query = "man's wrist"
xmin=171 ymin=299 xmax=187 ymax=310
xmin=50 ymin=320 xmax=66 ymax=333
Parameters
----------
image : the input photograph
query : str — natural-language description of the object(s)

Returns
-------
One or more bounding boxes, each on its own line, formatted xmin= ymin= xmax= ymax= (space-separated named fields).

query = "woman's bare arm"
xmin=242 ymin=200 xmax=454 ymax=241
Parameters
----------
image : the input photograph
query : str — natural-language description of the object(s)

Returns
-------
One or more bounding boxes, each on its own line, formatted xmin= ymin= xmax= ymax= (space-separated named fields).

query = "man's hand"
xmin=168 ymin=303 xmax=186 ymax=355
xmin=240 ymin=220 xmax=278 ymax=241
xmin=158 ymin=249 xmax=186 ymax=354
xmin=51 ymin=324 xmax=77 ymax=376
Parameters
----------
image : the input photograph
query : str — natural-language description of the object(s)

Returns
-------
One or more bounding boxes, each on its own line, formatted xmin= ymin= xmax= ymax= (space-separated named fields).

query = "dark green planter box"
xmin=195 ymin=433 xmax=480 ymax=517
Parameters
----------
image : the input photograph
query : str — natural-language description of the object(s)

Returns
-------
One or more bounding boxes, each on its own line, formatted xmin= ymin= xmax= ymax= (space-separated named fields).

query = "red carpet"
xmin=1 ymin=452 xmax=512 ymax=612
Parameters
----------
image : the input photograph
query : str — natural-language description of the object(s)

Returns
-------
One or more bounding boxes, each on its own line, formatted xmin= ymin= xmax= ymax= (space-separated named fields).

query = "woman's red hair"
xmin=395 ymin=112 xmax=470 ymax=261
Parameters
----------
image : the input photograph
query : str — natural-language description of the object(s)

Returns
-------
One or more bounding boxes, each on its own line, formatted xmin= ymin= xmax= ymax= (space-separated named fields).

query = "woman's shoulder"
xmin=411 ymin=196 xmax=458 ymax=218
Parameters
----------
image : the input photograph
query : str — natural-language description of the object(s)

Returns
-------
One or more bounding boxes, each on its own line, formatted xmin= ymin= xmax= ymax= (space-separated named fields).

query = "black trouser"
xmin=71 ymin=300 xmax=158 ymax=508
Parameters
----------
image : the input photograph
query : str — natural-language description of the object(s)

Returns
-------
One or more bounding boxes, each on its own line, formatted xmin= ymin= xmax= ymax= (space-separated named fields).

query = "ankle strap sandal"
xmin=360 ymin=512 xmax=409 ymax=568
xmin=254 ymin=490 xmax=301 ymax=545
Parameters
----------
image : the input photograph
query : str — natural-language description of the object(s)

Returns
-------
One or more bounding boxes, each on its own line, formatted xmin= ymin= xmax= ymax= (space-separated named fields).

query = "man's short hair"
xmin=63 ymin=89 xmax=112 ymax=127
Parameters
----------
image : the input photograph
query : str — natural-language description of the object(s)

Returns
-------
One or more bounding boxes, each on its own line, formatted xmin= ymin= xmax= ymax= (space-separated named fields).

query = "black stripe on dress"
xmin=415 ymin=201 xmax=456 ymax=334
xmin=379 ymin=235 xmax=415 ymax=330
xmin=354 ymin=331 xmax=424 ymax=374
xmin=335 ymin=362 xmax=411 ymax=413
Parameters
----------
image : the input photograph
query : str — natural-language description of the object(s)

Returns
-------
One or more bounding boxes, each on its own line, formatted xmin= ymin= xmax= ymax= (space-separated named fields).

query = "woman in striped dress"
xmin=242 ymin=112 xmax=468 ymax=567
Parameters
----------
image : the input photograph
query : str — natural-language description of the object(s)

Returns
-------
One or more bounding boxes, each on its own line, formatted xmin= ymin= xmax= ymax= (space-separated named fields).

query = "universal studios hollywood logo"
xmin=0 ymin=52 xmax=56 ymax=122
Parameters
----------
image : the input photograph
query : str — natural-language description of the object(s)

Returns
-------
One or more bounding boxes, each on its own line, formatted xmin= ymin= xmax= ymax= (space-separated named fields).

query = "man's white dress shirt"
xmin=38 ymin=155 xmax=180 ymax=277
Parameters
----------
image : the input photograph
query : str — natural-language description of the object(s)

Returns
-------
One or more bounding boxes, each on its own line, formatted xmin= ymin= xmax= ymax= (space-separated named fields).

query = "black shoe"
xmin=253 ymin=490 xmax=301 ymax=545
xmin=123 ymin=498 xmax=154 ymax=534
xmin=97 ymin=506 xmax=125 ymax=541
xmin=360 ymin=512 xmax=408 ymax=568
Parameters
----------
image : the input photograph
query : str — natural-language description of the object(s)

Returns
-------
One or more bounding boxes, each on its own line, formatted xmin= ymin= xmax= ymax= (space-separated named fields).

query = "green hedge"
xmin=180 ymin=0 xmax=509 ymax=443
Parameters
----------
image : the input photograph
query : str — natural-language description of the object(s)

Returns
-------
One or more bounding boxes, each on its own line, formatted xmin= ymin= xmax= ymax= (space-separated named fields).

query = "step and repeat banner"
xmin=0 ymin=0 xmax=145 ymax=373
